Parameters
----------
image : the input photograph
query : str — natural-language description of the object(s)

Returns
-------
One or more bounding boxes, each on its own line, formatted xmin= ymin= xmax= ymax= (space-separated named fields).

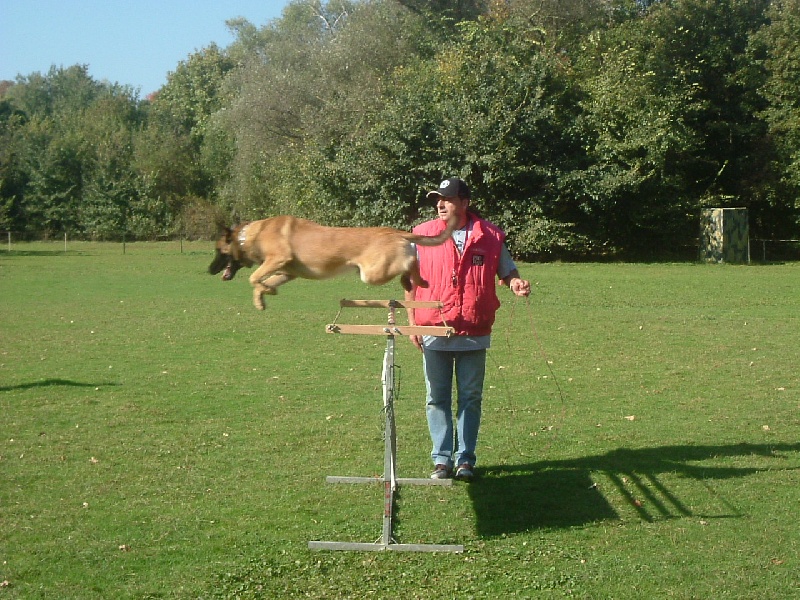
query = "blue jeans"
xmin=422 ymin=348 xmax=486 ymax=468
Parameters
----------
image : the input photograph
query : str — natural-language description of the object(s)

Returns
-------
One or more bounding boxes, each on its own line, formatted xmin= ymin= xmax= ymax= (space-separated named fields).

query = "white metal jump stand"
xmin=308 ymin=299 xmax=464 ymax=553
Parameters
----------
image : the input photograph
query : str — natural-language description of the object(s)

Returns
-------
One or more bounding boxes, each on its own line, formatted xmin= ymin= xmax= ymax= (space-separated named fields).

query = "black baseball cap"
xmin=426 ymin=177 xmax=471 ymax=200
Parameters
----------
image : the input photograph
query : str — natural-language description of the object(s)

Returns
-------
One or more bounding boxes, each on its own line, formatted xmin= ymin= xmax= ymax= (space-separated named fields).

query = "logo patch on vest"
xmin=472 ymin=254 xmax=485 ymax=266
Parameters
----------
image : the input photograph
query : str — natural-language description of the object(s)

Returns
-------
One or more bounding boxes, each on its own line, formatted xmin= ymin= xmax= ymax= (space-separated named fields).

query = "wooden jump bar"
xmin=339 ymin=299 xmax=444 ymax=309
xmin=326 ymin=324 xmax=454 ymax=337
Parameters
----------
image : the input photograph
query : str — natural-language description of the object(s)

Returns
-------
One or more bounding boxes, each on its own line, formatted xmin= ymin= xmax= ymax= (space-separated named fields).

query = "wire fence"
xmin=3 ymin=230 xmax=799 ymax=261
xmin=0 ymin=231 xmax=201 ymax=254
xmin=751 ymin=239 xmax=800 ymax=262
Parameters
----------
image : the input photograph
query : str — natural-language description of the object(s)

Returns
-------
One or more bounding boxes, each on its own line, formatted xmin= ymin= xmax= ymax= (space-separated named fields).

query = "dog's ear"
xmin=216 ymin=223 xmax=236 ymax=244
xmin=214 ymin=216 xmax=230 ymax=236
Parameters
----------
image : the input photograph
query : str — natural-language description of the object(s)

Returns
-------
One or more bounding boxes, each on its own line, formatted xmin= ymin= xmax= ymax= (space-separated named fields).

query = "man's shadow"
xmin=469 ymin=443 xmax=800 ymax=537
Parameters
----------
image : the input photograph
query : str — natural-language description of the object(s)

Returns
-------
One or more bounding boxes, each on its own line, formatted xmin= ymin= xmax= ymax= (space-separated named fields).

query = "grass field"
xmin=1 ymin=242 xmax=798 ymax=599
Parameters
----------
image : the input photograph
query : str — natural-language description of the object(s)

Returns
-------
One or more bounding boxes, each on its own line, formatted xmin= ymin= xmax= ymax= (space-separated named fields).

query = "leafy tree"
xmin=750 ymin=0 xmax=800 ymax=236
xmin=576 ymin=13 xmax=698 ymax=253
xmin=324 ymin=12 xmax=589 ymax=257
xmin=2 ymin=66 xmax=103 ymax=236
xmin=80 ymin=91 xmax=142 ymax=238
xmin=2 ymin=0 xmax=798 ymax=252
xmin=1 ymin=66 xmax=149 ymax=238
xmin=134 ymin=44 xmax=235 ymax=234
xmin=6 ymin=65 xmax=103 ymax=118
xmin=150 ymin=44 xmax=234 ymax=149
xmin=508 ymin=0 xmax=644 ymax=47
xmin=575 ymin=0 xmax=771 ymax=255
xmin=0 ymin=96 xmax=29 ymax=232
xmin=217 ymin=0 xmax=433 ymax=220
xmin=15 ymin=114 xmax=85 ymax=237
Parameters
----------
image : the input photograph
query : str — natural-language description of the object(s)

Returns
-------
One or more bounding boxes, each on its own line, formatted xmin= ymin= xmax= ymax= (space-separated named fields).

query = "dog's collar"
xmin=237 ymin=224 xmax=249 ymax=247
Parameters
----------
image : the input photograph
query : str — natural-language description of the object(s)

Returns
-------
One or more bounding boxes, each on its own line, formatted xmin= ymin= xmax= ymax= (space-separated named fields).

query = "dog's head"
xmin=209 ymin=227 xmax=244 ymax=281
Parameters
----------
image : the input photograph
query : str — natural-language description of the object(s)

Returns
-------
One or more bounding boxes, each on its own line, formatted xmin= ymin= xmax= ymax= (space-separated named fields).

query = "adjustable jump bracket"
xmin=308 ymin=299 xmax=463 ymax=553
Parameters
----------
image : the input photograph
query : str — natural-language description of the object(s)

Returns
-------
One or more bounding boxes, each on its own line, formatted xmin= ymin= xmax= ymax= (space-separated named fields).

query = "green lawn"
xmin=1 ymin=242 xmax=798 ymax=598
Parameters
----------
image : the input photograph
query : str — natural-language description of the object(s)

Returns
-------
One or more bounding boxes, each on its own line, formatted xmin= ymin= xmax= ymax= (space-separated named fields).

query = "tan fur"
xmin=209 ymin=215 xmax=456 ymax=310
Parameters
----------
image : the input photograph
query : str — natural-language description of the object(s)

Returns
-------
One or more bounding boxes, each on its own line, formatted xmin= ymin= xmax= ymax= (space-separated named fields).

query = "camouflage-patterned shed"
xmin=700 ymin=208 xmax=749 ymax=263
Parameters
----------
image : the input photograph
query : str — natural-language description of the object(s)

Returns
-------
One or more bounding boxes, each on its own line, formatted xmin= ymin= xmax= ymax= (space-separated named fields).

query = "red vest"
xmin=412 ymin=215 xmax=505 ymax=336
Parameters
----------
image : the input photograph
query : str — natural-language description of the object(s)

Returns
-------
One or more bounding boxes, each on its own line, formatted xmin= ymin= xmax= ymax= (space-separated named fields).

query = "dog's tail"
xmin=405 ymin=214 xmax=458 ymax=247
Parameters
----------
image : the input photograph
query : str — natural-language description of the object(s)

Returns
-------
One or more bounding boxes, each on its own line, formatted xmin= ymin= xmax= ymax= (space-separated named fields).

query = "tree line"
xmin=1 ymin=0 xmax=798 ymax=259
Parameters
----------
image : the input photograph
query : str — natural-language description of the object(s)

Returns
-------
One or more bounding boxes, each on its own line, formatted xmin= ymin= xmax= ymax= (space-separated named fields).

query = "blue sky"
xmin=0 ymin=0 xmax=291 ymax=96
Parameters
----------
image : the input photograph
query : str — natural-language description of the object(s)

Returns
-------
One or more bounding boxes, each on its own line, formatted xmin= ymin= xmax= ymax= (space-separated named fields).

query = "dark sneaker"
xmin=455 ymin=463 xmax=474 ymax=482
xmin=430 ymin=464 xmax=452 ymax=479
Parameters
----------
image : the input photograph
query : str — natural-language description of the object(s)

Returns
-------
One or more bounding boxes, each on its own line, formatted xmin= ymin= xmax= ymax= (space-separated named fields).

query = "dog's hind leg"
xmin=404 ymin=258 xmax=428 ymax=291
xmin=261 ymin=273 xmax=294 ymax=294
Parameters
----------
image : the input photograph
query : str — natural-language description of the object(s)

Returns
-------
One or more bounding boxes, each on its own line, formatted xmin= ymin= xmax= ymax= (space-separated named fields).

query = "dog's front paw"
xmin=253 ymin=290 xmax=266 ymax=310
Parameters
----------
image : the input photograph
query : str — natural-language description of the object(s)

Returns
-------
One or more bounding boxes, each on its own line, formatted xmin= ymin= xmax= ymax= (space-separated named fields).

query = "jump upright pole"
xmin=308 ymin=299 xmax=464 ymax=553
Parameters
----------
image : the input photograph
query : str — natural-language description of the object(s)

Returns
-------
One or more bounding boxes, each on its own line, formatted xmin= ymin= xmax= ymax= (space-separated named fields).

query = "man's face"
xmin=436 ymin=195 xmax=469 ymax=224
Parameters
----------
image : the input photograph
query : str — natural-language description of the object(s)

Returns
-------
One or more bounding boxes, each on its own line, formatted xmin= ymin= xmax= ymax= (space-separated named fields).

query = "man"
xmin=405 ymin=177 xmax=531 ymax=482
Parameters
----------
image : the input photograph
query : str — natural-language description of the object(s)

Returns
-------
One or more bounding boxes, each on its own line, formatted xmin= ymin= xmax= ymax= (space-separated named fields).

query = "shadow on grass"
xmin=469 ymin=443 xmax=800 ymax=537
xmin=0 ymin=378 xmax=120 ymax=392
xmin=0 ymin=250 xmax=84 ymax=257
